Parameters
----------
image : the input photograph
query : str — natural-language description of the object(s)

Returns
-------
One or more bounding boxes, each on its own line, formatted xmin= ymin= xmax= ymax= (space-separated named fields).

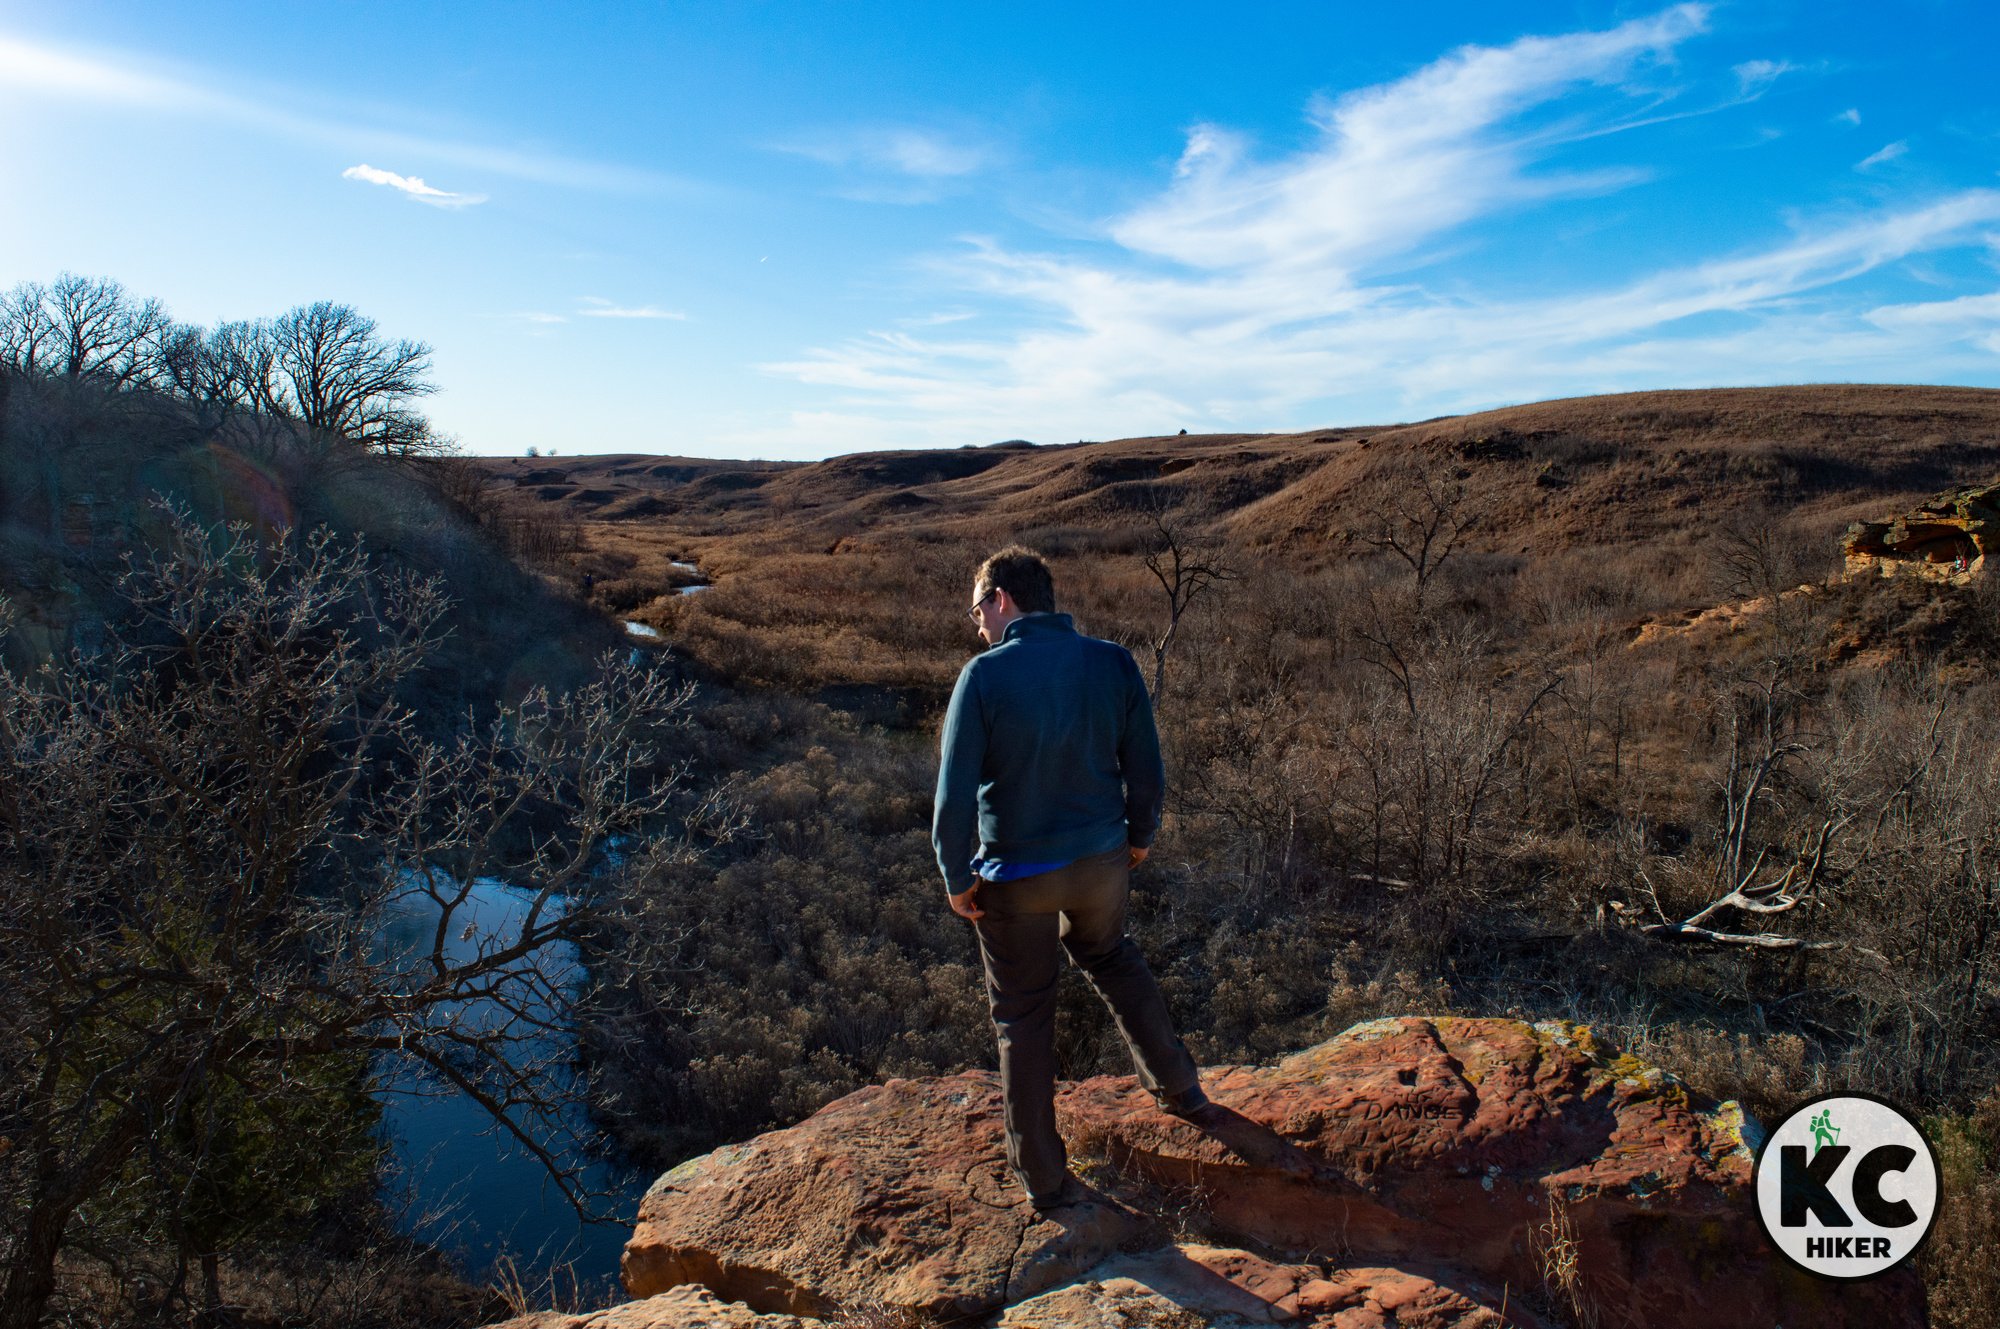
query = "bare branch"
xmin=1140 ymin=506 xmax=1237 ymax=701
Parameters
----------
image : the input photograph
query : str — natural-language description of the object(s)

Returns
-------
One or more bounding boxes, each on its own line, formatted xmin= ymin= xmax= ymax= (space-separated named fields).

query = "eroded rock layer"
xmin=1845 ymin=478 xmax=2000 ymax=581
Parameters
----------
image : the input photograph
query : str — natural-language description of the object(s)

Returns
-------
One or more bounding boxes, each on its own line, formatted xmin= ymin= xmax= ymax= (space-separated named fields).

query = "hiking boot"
xmin=1027 ymin=1176 xmax=1084 ymax=1213
xmin=1152 ymin=1082 xmax=1214 ymax=1120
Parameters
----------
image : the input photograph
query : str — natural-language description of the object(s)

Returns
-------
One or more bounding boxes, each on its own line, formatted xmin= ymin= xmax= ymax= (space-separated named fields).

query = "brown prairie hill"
xmin=478 ymin=386 xmax=2000 ymax=562
xmin=1236 ymin=383 xmax=2000 ymax=559
xmin=473 ymin=385 xmax=2000 ymax=693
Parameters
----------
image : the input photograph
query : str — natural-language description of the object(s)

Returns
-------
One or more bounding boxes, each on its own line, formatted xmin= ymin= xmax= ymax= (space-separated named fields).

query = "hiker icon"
xmin=1809 ymin=1109 xmax=1840 ymax=1154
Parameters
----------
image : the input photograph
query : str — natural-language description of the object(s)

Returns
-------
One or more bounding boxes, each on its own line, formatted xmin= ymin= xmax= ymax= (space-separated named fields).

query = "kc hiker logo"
xmin=1753 ymin=1092 xmax=1941 ymax=1279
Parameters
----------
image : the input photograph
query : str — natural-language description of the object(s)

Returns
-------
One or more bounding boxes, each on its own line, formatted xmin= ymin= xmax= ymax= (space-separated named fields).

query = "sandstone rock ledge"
xmin=487 ymin=1016 xmax=1923 ymax=1329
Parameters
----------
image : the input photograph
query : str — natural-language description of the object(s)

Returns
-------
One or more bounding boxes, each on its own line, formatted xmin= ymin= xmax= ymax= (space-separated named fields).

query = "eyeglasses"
xmin=966 ymin=588 xmax=997 ymax=620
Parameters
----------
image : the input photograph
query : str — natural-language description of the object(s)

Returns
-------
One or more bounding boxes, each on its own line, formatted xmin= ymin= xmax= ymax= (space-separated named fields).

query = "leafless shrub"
xmin=1363 ymin=464 xmax=1472 ymax=616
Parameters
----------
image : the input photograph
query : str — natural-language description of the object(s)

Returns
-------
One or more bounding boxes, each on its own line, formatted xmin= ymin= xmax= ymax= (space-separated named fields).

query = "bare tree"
xmin=261 ymin=301 xmax=443 ymax=457
xmin=1141 ymin=507 xmax=1236 ymax=701
xmin=0 ymin=281 xmax=57 ymax=375
xmin=0 ymin=274 xmax=170 ymax=389
xmin=1363 ymin=466 xmax=1471 ymax=616
xmin=0 ymin=506 xmax=690 ymax=1329
xmin=147 ymin=320 xmax=260 ymax=441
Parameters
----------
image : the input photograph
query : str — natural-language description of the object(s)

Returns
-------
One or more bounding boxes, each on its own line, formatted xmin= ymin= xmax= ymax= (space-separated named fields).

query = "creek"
xmin=375 ymin=876 xmax=647 ymax=1285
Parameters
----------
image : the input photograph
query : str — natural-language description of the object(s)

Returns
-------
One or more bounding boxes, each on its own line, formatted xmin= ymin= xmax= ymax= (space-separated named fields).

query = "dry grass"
xmin=45 ymin=1235 xmax=507 ymax=1329
xmin=1531 ymin=1194 xmax=1599 ymax=1329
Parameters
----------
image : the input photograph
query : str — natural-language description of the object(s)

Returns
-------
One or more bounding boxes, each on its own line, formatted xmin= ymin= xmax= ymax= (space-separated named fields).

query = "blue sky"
xmin=3 ymin=1 xmax=1998 ymax=458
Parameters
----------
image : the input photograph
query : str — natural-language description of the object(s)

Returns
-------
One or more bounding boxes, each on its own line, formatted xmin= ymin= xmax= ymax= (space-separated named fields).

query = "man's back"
xmin=932 ymin=612 xmax=1163 ymax=890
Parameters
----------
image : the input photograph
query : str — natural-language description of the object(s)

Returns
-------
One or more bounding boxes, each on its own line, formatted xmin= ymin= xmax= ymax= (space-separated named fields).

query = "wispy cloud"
xmin=508 ymin=300 xmax=687 ymax=326
xmin=0 ymin=32 xmax=210 ymax=108
xmin=755 ymin=8 xmax=2000 ymax=451
xmin=1107 ymin=4 xmax=1707 ymax=273
xmin=1867 ymin=290 xmax=2000 ymax=354
xmin=342 ymin=163 xmax=486 ymax=208
xmin=577 ymin=297 xmax=687 ymax=321
xmin=1836 ymin=107 xmax=1862 ymax=126
xmin=0 ymin=32 xmax=688 ymax=194
xmin=1732 ymin=59 xmax=1796 ymax=95
xmin=771 ymin=125 xmax=992 ymax=204
xmin=1857 ymin=140 xmax=1909 ymax=171
xmin=776 ymin=127 xmax=988 ymax=178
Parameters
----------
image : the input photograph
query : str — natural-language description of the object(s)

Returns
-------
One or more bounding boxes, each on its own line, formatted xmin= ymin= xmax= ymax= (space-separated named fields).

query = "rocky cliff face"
xmin=1845 ymin=479 xmax=2000 ymax=583
xmin=489 ymin=1017 xmax=1924 ymax=1328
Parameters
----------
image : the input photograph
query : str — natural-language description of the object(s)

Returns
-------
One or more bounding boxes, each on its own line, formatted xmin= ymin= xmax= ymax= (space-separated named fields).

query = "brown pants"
xmin=972 ymin=845 xmax=1200 ymax=1198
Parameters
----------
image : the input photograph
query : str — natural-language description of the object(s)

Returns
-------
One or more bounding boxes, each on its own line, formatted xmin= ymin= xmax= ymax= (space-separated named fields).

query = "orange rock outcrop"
xmin=1845 ymin=480 xmax=2000 ymax=583
xmin=489 ymin=1017 xmax=1924 ymax=1328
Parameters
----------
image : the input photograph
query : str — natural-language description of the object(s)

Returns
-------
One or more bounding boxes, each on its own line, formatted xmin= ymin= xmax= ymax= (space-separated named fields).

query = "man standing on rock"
xmin=934 ymin=545 xmax=1210 ymax=1211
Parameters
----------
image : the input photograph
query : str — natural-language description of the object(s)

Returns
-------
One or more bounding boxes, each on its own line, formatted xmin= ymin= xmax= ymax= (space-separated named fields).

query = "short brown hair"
xmin=976 ymin=545 xmax=1056 ymax=613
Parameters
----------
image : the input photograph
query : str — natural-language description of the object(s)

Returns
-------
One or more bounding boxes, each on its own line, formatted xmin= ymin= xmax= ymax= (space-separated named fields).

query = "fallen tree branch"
xmin=1639 ymin=922 xmax=1844 ymax=950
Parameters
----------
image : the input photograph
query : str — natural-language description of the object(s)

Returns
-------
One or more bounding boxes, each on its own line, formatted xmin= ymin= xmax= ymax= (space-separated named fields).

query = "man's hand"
xmin=948 ymin=883 xmax=984 ymax=921
xmin=1129 ymin=845 xmax=1149 ymax=869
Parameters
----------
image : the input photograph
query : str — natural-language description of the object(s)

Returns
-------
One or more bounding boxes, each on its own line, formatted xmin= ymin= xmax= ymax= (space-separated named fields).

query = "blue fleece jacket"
xmin=932 ymin=613 xmax=1164 ymax=896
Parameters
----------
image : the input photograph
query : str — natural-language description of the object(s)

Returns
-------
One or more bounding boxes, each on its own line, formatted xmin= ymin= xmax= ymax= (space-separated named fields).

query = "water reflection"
xmin=375 ymin=876 xmax=644 ymax=1284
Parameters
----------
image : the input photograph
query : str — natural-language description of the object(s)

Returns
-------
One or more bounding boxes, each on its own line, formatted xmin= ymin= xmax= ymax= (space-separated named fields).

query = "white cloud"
xmin=1108 ymin=4 xmax=1707 ymax=273
xmin=577 ymin=297 xmax=687 ymax=320
xmin=757 ymin=9 xmax=2000 ymax=451
xmin=342 ymin=163 xmax=486 ymax=208
xmin=1857 ymin=141 xmax=1909 ymax=171
xmin=1867 ymin=290 xmax=2000 ymax=324
xmin=1836 ymin=107 xmax=1862 ymax=126
xmin=0 ymin=32 xmax=689 ymax=194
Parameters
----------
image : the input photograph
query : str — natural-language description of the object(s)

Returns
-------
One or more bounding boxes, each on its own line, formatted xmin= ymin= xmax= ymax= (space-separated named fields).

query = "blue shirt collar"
xmin=1000 ymin=612 xmax=1076 ymax=643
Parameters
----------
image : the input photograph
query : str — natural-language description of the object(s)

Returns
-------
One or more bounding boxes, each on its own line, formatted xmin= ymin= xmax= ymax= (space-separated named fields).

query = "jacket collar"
xmin=1000 ymin=612 xmax=1076 ymax=643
